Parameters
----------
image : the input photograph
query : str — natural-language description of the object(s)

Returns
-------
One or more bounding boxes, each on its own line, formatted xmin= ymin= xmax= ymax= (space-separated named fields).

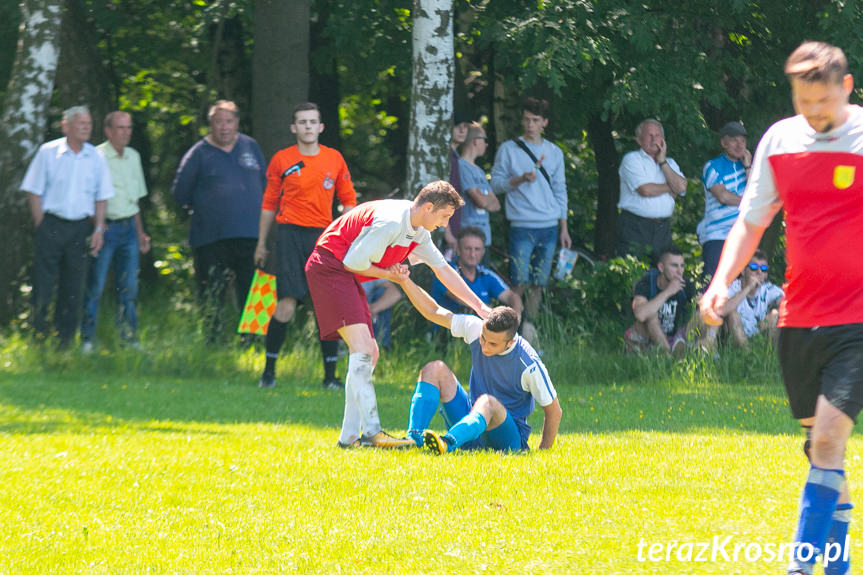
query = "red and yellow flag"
xmin=237 ymin=269 xmax=277 ymax=334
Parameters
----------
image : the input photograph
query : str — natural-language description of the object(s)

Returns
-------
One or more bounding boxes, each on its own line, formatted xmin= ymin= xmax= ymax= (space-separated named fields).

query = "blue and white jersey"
xmin=450 ymin=315 xmax=557 ymax=439
xmin=697 ymin=154 xmax=747 ymax=244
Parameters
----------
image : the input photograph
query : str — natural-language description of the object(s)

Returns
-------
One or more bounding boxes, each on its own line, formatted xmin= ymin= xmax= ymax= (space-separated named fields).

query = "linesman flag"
xmin=237 ymin=269 xmax=277 ymax=334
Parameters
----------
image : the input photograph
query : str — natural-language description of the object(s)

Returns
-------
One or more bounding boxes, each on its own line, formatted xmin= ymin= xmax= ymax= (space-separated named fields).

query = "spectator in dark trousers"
xmin=172 ymin=100 xmax=266 ymax=342
xmin=21 ymin=105 xmax=114 ymax=348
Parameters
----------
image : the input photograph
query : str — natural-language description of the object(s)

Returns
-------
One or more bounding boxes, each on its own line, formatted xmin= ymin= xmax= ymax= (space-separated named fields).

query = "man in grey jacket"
xmin=490 ymin=97 xmax=571 ymax=322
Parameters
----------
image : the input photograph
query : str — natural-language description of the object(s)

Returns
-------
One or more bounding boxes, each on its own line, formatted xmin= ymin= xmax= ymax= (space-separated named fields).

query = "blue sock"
xmin=789 ymin=466 xmax=845 ymax=573
xmin=824 ymin=503 xmax=853 ymax=575
xmin=444 ymin=412 xmax=487 ymax=452
xmin=407 ymin=381 xmax=440 ymax=447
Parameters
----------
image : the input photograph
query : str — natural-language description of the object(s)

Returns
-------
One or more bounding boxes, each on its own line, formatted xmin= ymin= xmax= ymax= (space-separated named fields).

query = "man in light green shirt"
xmin=81 ymin=111 xmax=151 ymax=351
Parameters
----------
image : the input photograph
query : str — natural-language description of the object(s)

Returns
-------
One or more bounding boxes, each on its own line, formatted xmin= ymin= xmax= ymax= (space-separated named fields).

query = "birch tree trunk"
xmin=407 ymin=0 xmax=453 ymax=196
xmin=0 ymin=0 xmax=63 ymax=325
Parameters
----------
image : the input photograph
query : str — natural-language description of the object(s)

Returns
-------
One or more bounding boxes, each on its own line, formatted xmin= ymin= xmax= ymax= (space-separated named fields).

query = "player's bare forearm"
xmin=400 ymin=278 xmax=453 ymax=329
xmin=434 ymin=265 xmax=489 ymax=318
xmin=538 ymin=398 xmax=562 ymax=449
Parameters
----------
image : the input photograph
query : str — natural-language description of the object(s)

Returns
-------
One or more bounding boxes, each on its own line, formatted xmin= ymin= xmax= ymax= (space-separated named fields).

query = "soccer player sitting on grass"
xmin=396 ymin=276 xmax=562 ymax=454
xmin=305 ymin=181 xmax=492 ymax=449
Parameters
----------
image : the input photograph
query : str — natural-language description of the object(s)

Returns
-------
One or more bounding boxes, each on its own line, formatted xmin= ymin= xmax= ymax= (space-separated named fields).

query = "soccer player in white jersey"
xmin=701 ymin=42 xmax=863 ymax=575
xmin=396 ymin=276 xmax=561 ymax=453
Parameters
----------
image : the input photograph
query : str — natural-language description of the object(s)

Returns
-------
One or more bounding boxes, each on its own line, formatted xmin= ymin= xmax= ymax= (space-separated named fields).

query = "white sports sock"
xmin=338 ymin=382 xmax=362 ymax=445
xmin=345 ymin=352 xmax=380 ymax=437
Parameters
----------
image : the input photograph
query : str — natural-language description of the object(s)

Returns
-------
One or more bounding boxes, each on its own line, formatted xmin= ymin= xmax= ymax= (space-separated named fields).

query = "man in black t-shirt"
xmin=624 ymin=245 xmax=695 ymax=355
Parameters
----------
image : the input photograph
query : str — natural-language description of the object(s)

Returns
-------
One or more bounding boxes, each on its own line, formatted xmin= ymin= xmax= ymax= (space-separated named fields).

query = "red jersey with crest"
xmin=739 ymin=104 xmax=863 ymax=327
xmin=315 ymin=199 xmax=447 ymax=282
xmin=261 ymin=145 xmax=356 ymax=228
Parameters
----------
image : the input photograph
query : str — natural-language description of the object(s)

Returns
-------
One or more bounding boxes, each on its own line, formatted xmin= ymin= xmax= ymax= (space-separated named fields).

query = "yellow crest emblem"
xmin=834 ymin=165 xmax=855 ymax=189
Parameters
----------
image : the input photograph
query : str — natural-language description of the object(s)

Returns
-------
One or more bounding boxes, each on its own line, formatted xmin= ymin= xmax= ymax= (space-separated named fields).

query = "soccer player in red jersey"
xmin=701 ymin=42 xmax=862 ymax=575
xmin=305 ymin=181 xmax=492 ymax=448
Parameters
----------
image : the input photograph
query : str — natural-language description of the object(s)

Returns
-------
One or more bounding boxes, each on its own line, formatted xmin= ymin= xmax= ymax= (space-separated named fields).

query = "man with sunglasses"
xmin=701 ymin=42 xmax=862 ymax=574
xmin=721 ymin=250 xmax=783 ymax=348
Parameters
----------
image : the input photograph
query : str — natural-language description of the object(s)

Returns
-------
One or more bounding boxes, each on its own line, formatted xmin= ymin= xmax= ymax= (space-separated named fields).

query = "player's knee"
xmin=273 ymin=298 xmax=296 ymax=322
xmin=419 ymin=360 xmax=453 ymax=386
xmin=473 ymin=393 xmax=505 ymax=421
xmin=809 ymin=428 xmax=848 ymax=462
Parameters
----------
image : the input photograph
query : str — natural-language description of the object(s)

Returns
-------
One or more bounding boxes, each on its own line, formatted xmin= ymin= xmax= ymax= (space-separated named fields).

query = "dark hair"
xmin=657 ymin=244 xmax=683 ymax=266
xmin=414 ymin=181 xmax=464 ymax=211
xmin=521 ymin=97 xmax=549 ymax=118
xmin=104 ymin=110 xmax=131 ymax=128
xmin=751 ymin=249 xmax=768 ymax=262
xmin=485 ymin=306 xmax=519 ymax=340
xmin=293 ymin=102 xmax=321 ymax=122
xmin=785 ymin=41 xmax=847 ymax=84
xmin=457 ymin=226 xmax=486 ymax=244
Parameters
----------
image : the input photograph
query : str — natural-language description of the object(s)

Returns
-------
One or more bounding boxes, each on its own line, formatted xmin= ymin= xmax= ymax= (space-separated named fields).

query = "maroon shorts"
xmin=305 ymin=247 xmax=373 ymax=341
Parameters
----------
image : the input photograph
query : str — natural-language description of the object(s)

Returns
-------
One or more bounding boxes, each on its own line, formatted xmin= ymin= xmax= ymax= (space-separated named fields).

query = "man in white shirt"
xmin=617 ymin=119 xmax=687 ymax=260
xmin=21 ymin=105 xmax=114 ymax=347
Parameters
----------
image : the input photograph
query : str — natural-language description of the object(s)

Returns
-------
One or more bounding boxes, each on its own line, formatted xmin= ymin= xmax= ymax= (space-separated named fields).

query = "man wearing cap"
xmin=696 ymin=121 xmax=752 ymax=279
xmin=617 ymin=119 xmax=687 ymax=260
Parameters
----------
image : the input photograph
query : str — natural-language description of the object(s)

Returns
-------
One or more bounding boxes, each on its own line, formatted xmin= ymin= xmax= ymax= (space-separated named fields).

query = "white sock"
xmin=345 ymin=352 xmax=380 ymax=437
xmin=338 ymin=381 xmax=362 ymax=445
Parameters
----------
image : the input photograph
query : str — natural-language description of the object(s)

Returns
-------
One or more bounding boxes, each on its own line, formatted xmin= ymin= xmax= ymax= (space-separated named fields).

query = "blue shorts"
xmin=508 ymin=225 xmax=557 ymax=287
xmin=440 ymin=383 xmax=527 ymax=451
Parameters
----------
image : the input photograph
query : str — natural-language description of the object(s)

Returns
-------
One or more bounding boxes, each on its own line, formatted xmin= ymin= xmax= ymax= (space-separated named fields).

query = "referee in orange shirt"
xmin=255 ymin=102 xmax=357 ymax=389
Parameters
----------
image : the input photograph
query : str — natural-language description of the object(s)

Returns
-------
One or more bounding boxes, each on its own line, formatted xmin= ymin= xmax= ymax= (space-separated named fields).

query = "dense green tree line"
xmin=2 ymin=0 xmax=862 ymax=328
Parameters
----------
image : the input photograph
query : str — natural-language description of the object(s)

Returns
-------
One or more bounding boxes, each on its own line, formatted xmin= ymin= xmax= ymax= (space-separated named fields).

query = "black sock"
xmin=264 ymin=318 xmax=288 ymax=375
xmin=320 ymin=339 xmax=339 ymax=381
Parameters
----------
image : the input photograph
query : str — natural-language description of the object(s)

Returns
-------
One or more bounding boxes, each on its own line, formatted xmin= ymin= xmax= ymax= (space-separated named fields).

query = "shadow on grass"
xmin=0 ymin=316 xmax=812 ymax=440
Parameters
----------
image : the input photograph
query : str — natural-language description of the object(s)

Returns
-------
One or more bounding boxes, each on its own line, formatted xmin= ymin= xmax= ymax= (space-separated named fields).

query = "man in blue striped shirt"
xmin=398 ymin=277 xmax=561 ymax=454
xmin=696 ymin=121 xmax=752 ymax=279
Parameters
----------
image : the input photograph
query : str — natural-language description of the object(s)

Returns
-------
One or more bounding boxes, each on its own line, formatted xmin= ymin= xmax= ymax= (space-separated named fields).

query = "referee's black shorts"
xmin=778 ymin=324 xmax=863 ymax=423
xmin=275 ymin=223 xmax=325 ymax=300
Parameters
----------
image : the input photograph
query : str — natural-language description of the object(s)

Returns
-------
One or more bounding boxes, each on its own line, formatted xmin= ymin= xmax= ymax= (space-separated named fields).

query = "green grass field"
xmin=1 ymin=332 xmax=860 ymax=574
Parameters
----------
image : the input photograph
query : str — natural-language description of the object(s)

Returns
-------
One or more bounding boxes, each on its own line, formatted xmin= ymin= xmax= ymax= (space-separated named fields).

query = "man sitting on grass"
xmin=722 ymin=250 xmax=784 ymax=348
xmin=397 ymin=276 xmax=561 ymax=454
xmin=624 ymin=245 xmax=695 ymax=356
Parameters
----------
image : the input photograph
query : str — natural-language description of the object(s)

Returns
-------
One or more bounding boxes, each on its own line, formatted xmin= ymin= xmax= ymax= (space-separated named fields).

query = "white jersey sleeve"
xmin=342 ymin=219 xmax=402 ymax=271
xmin=449 ymin=314 xmax=482 ymax=345
xmin=739 ymin=122 xmax=789 ymax=228
xmin=521 ymin=358 xmax=557 ymax=407
xmin=407 ymin=232 xmax=448 ymax=268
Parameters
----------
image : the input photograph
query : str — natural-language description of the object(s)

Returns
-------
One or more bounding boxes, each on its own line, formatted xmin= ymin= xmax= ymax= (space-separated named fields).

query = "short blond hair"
xmin=208 ymin=100 xmax=239 ymax=120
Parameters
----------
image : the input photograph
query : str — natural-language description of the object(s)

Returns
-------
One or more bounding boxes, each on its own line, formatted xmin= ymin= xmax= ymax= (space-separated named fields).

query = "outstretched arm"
xmin=433 ymin=264 xmax=492 ymax=319
xmin=398 ymin=277 xmax=454 ymax=330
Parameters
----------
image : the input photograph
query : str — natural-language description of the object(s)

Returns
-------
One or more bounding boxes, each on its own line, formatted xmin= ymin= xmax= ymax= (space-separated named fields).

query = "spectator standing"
xmin=696 ymin=121 xmax=752 ymax=279
xmin=443 ymin=112 xmax=470 ymax=255
xmin=255 ymin=102 xmax=357 ymax=389
xmin=458 ymin=122 xmax=500 ymax=258
xmin=617 ymin=119 xmax=687 ymax=259
xmin=172 ymin=100 xmax=266 ymax=342
xmin=21 ymin=105 xmax=114 ymax=348
xmin=80 ymin=111 xmax=150 ymax=352
xmin=490 ymin=97 xmax=571 ymax=322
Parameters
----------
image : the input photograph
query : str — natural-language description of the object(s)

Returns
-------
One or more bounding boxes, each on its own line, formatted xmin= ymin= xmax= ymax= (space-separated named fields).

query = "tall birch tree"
xmin=0 ymin=0 xmax=63 ymax=324
xmin=407 ymin=0 xmax=452 ymax=196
